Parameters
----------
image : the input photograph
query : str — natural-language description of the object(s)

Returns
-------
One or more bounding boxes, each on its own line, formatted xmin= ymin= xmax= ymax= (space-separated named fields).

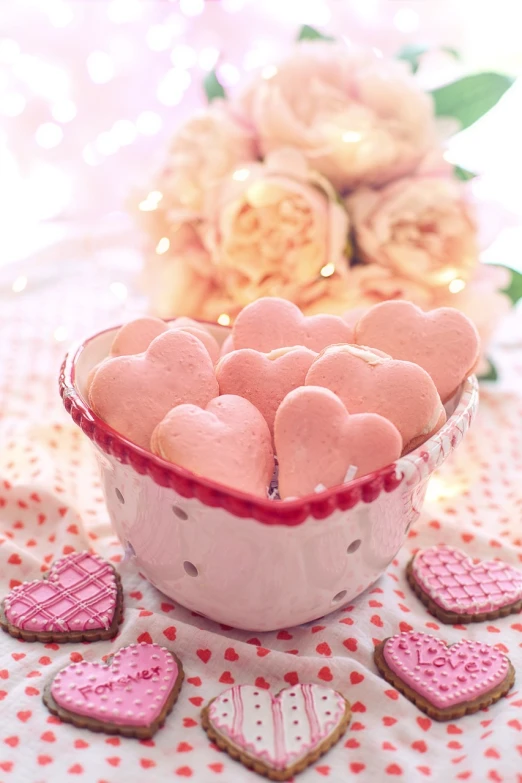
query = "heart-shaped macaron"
xmin=408 ymin=545 xmax=522 ymax=623
xmin=151 ymin=395 xmax=274 ymax=497
xmin=44 ymin=643 xmax=184 ymax=738
xmin=305 ymin=345 xmax=445 ymax=453
xmin=216 ymin=346 xmax=317 ymax=435
xmin=202 ymin=684 xmax=351 ymax=780
xmin=110 ymin=316 xmax=167 ymax=357
xmin=232 ymin=296 xmax=354 ymax=353
xmin=274 ymin=386 xmax=402 ymax=499
xmin=0 ymin=552 xmax=122 ymax=642
xmin=89 ymin=330 xmax=219 ymax=450
xmin=375 ymin=631 xmax=514 ymax=720
xmin=354 ymin=301 xmax=480 ymax=402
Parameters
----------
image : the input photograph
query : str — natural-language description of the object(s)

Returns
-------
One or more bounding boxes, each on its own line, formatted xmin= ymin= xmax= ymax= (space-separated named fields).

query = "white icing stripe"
xmin=231 ymin=686 xmax=243 ymax=740
xmin=302 ymin=684 xmax=320 ymax=743
xmin=272 ymin=693 xmax=285 ymax=767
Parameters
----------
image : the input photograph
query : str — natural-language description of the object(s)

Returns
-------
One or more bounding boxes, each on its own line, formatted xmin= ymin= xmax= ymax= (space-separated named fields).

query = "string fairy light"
xmin=320 ymin=263 xmax=336 ymax=278
xmin=217 ymin=313 xmax=231 ymax=326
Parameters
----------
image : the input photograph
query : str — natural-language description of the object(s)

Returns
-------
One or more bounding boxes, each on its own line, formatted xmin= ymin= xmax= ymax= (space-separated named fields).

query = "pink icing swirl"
xmin=412 ymin=545 xmax=522 ymax=615
xmin=383 ymin=631 xmax=510 ymax=709
xmin=51 ymin=643 xmax=179 ymax=727
xmin=3 ymin=551 xmax=118 ymax=632
xmin=208 ymin=684 xmax=346 ymax=770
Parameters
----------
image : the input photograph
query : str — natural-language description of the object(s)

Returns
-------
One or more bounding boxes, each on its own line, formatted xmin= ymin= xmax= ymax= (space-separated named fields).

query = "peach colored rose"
xmin=347 ymin=176 xmax=478 ymax=288
xmin=203 ymin=148 xmax=351 ymax=309
xmin=347 ymin=264 xmax=435 ymax=309
xmin=239 ymin=42 xmax=436 ymax=192
xmin=155 ymin=100 xmax=257 ymax=216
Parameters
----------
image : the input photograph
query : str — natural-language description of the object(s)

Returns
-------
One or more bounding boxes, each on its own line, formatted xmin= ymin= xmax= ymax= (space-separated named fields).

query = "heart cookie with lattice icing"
xmin=407 ymin=545 xmax=522 ymax=623
xmin=201 ymin=683 xmax=351 ymax=781
xmin=44 ymin=643 xmax=183 ymax=738
xmin=0 ymin=551 xmax=123 ymax=642
xmin=374 ymin=631 xmax=515 ymax=721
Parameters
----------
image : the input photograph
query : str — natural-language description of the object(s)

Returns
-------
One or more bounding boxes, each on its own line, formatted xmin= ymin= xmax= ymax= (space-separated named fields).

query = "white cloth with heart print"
xmin=1 ymin=264 xmax=522 ymax=783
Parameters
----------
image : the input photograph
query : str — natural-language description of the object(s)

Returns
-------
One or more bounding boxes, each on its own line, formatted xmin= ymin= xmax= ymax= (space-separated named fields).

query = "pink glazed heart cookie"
xmin=0 ymin=552 xmax=123 ymax=642
xmin=201 ymin=684 xmax=351 ymax=781
xmin=407 ymin=545 xmax=522 ymax=623
xmin=306 ymin=345 xmax=446 ymax=453
xmin=216 ymin=346 xmax=317 ymax=435
xmin=89 ymin=330 xmax=219 ymax=450
xmin=43 ymin=643 xmax=184 ymax=738
xmin=354 ymin=301 xmax=480 ymax=403
xmin=275 ymin=387 xmax=402 ymax=499
xmin=151 ymin=395 xmax=274 ymax=497
xmin=232 ymin=297 xmax=354 ymax=353
xmin=374 ymin=631 xmax=515 ymax=721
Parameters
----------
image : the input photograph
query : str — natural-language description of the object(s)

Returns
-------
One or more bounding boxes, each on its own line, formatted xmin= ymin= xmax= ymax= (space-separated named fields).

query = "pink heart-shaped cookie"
xmin=44 ymin=643 xmax=184 ymax=738
xmin=151 ymin=395 xmax=274 ymax=497
xmin=89 ymin=330 xmax=218 ymax=450
xmin=305 ymin=345 xmax=445 ymax=453
xmin=216 ymin=346 xmax=317 ymax=435
xmin=375 ymin=631 xmax=514 ymax=720
xmin=203 ymin=684 xmax=351 ymax=779
xmin=232 ymin=297 xmax=354 ymax=353
xmin=409 ymin=545 xmax=522 ymax=622
xmin=274 ymin=386 xmax=402 ymax=498
xmin=110 ymin=316 xmax=167 ymax=357
xmin=354 ymin=301 xmax=480 ymax=402
xmin=0 ymin=552 xmax=121 ymax=641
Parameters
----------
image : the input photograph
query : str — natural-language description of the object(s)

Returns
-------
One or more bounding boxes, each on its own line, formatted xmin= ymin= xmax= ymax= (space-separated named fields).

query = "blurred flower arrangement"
xmin=134 ymin=26 xmax=521 ymax=376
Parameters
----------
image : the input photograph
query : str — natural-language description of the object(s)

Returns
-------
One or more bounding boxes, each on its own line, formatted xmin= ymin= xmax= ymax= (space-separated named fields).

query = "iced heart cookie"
xmin=151 ymin=395 xmax=274 ymax=497
xmin=0 ymin=552 xmax=122 ymax=643
xmin=407 ymin=545 xmax=522 ymax=624
xmin=306 ymin=345 xmax=445 ymax=453
xmin=232 ymin=297 xmax=354 ymax=353
xmin=201 ymin=684 xmax=351 ymax=781
xmin=216 ymin=347 xmax=317 ymax=435
xmin=43 ymin=643 xmax=183 ymax=738
xmin=275 ymin=387 xmax=402 ymax=499
xmin=354 ymin=301 xmax=480 ymax=403
xmin=89 ymin=330 xmax=219 ymax=450
xmin=374 ymin=631 xmax=515 ymax=721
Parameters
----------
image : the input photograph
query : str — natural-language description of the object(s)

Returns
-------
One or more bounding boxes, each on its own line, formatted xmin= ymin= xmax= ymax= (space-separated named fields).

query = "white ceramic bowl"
xmin=60 ymin=321 xmax=479 ymax=632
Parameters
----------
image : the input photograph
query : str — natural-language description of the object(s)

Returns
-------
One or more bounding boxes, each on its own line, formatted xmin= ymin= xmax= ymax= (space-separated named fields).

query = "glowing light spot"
xmin=54 ymin=326 xmax=69 ymax=342
xmin=12 ymin=276 xmax=27 ymax=293
xmin=218 ymin=63 xmax=240 ymax=86
xmin=111 ymin=119 xmax=137 ymax=146
xmin=0 ymin=92 xmax=26 ymax=117
xmin=170 ymin=44 xmax=197 ymax=69
xmin=156 ymin=237 xmax=170 ymax=255
xmin=82 ymin=144 xmax=101 ymax=167
xmin=146 ymin=25 xmax=172 ymax=52
xmin=262 ymin=65 xmax=278 ymax=80
xmin=199 ymin=47 xmax=219 ymax=71
xmin=47 ymin=1 xmax=74 ymax=27
xmin=156 ymin=68 xmax=191 ymax=106
xmin=96 ymin=131 xmax=119 ymax=157
xmin=179 ymin=0 xmax=205 ymax=16
xmin=136 ymin=111 xmax=162 ymax=136
xmin=87 ymin=51 xmax=115 ymax=84
xmin=217 ymin=314 xmax=231 ymax=326
xmin=320 ymin=263 xmax=336 ymax=278
xmin=342 ymin=131 xmax=362 ymax=143
xmin=35 ymin=123 xmax=63 ymax=149
xmin=51 ymin=100 xmax=77 ymax=123
xmin=449 ymin=278 xmax=466 ymax=294
xmin=393 ymin=8 xmax=420 ymax=33
xmin=139 ymin=192 xmax=163 ymax=212
xmin=107 ymin=0 xmax=142 ymax=23
xmin=148 ymin=191 xmax=163 ymax=204
xmin=232 ymin=168 xmax=250 ymax=182
xmin=109 ymin=282 xmax=128 ymax=301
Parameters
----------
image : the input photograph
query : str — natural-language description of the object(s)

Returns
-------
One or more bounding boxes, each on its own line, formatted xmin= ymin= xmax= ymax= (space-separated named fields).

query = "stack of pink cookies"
xmin=87 ymin=298 xmax=479 ymax=500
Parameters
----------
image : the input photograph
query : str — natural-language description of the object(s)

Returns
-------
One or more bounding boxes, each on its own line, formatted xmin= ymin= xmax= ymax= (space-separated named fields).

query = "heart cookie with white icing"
xmin=201 ymin=683 xmax=351 ymax=780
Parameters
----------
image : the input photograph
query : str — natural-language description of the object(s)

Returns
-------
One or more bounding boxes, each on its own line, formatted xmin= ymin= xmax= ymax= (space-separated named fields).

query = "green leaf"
xmin=453 ymin=165 xmax=478 ymax=181
xmin=203 ymin=69 xmax=226 ymax=103
xmin=430 ymin=72 xmax=514 ymax=130
xmin=491 ymin=264 xmax=522 ymax=305
xmin=478 ymin=359 xmax=498 ymax=382
xmin=297 ymin=24 xmax=335 ymax=42
xmin=396 ymin=43 xmax=460 ymax=74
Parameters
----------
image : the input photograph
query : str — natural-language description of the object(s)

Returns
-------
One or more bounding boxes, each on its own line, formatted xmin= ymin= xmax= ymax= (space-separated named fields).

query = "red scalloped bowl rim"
xmin=59 ymin=323 xmax=478 ymax=526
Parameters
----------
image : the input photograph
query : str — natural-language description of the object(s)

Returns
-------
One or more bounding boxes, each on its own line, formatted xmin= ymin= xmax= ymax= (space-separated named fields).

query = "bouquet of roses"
xmin=135 ymin=26 xmax=520 ymax=377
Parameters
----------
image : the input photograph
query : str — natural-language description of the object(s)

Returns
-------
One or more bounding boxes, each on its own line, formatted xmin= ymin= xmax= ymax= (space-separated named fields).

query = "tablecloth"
xmin=1 ymin=246 xmax=522 ymax=783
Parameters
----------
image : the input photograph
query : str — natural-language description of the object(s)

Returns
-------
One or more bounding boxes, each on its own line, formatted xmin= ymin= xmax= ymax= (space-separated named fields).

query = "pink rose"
xmin=155 ymin=100 xmax=257 ymax=216
xmin=239 ymin=42 xmax=436 ymax=192
xmin=348 ymin=176 xmax=478 ymax=288
xmin=203 ymin=148 xmax=351 ymax=309
xmin=347 ymin=264 xmax=435 ymax=309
